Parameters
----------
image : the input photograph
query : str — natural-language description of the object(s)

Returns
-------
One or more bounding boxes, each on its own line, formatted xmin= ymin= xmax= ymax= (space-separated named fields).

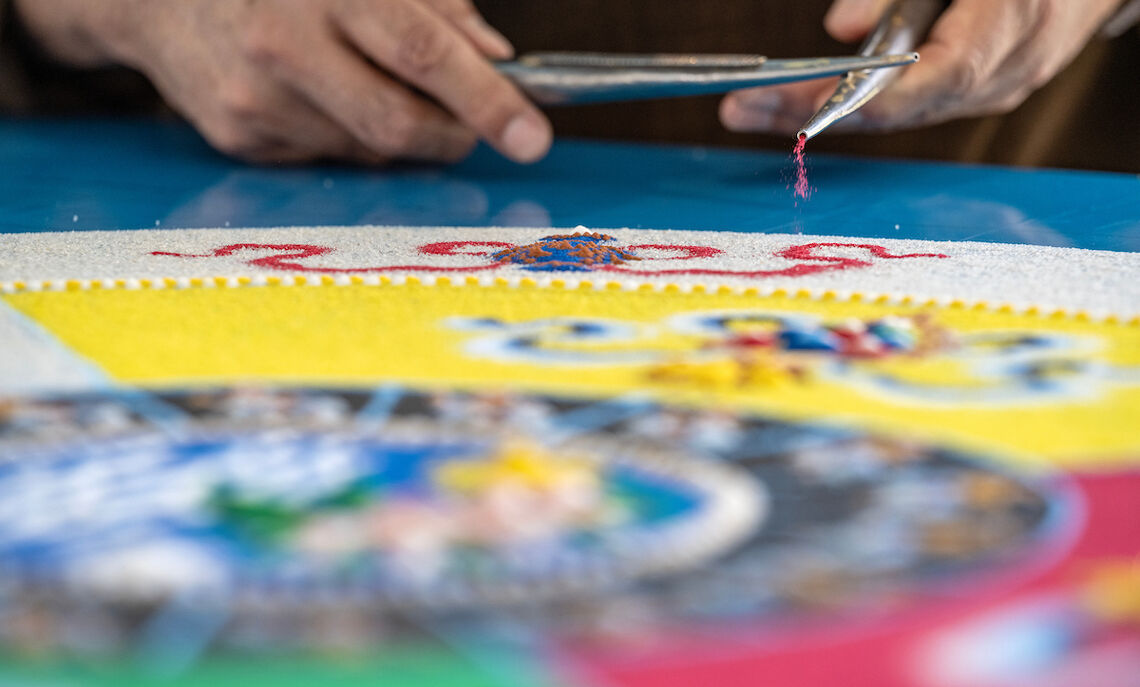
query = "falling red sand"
xmin=792 ymin=134 xmax=812 ymax=203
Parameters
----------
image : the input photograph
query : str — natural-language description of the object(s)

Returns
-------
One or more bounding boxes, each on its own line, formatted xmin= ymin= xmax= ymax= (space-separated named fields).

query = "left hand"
xmin=720 ymin=0 xmax=1126 ymax=135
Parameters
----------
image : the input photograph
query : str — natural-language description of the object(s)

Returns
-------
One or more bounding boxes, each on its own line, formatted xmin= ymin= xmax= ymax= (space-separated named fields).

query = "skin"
xmin=12 ymin=0 xmax=1128 ymax=163
xmin=721 ymin=0 xmax=1129 ymax=136
xmin=12 ymin=0 xmax=553 ymax=164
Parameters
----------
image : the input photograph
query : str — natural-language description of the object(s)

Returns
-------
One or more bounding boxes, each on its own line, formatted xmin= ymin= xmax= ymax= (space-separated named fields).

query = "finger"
xmin=966 ymin=2 xmax=1102 ymax=115
xmin=233 ymin=133 xmax=386 ymax=166
xmin=250 ymin=29 xmax=479 ymax=163
xmin=420 ymin=0 xmax=514 ymax=59
xmin=859 ymin=0 xmax=1029 ymax=130
xmin=237 ymin=140 xmax=343 ymax=166
xmin=721 ymin=98 xmax=814 ymax=137
xmin=204 ymin=80 xmax=389 ymax=165
xmin=250 ymin=90 xmax=395 ymax=164
xmin=824 ymin=0 xmax=896 ymax=43
xmin=310 ymin=49 xmax=479 ymax=162
xmin=334 ymin=0 xmax=552 ymax=163
xmin=721 ymin=80 xmax=835 ymax=132
xmin=247 ymin=137 xmax=391 ymax=166
xmin=253 ymin=60 xmax=473 ymax=163
xmin=217 ymin=74 xmax=372 ymax=156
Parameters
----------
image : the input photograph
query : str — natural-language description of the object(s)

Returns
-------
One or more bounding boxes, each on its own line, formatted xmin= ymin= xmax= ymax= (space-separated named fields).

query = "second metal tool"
xmin=798 ymin=0 xmax=947 ymax=140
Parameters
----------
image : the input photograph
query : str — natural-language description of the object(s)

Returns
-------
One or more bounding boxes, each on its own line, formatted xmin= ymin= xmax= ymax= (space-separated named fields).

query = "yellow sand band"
xmin=5 ymin=279 xmax=1138 ymax=470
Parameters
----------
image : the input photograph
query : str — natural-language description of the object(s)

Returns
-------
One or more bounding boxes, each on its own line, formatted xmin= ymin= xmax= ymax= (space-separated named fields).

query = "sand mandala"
xmin=0 ymin=224 xmax=1137 ymax=687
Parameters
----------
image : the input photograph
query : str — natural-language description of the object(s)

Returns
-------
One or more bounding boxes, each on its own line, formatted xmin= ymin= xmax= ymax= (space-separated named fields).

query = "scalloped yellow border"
xmin=1 ymin=274 xmax=1136 ymax=326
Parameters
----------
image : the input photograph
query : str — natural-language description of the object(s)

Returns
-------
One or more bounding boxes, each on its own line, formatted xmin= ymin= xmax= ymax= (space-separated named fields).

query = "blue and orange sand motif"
xmin=490 ymin=232 xmax=641 ymax=271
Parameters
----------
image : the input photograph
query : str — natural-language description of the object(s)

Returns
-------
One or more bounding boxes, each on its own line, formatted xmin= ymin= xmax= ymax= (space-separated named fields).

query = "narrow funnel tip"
xmin=911 ymin=52 xmax=920 ymax=62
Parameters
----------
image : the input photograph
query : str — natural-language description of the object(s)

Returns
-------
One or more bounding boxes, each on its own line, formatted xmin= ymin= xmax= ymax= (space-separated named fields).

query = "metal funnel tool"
xmin=798 ymin=0 xmax=947 ymax=140
xmin=497 ymin=52 xmax=919 ymax=106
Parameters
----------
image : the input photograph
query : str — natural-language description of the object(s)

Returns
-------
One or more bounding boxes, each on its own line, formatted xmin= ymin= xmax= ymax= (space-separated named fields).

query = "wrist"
xmin=10 ymin=0 xmax=140 ymax=68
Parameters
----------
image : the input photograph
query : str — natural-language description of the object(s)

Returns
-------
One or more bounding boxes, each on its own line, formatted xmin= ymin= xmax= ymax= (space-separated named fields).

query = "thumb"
xmin=824 ymin=0 xmax=895 ymax=43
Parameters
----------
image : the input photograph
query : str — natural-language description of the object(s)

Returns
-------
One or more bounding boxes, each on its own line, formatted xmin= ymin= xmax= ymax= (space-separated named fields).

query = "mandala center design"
xmin=491 ymin=232 xmax=642 ymax=271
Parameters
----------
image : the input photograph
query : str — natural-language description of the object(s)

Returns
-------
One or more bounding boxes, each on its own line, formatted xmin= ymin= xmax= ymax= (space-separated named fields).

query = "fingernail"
xmin=502 ymin=112 xmax=552 ymax=163
xmin=465 ymin=16 xmax=514 ymax=60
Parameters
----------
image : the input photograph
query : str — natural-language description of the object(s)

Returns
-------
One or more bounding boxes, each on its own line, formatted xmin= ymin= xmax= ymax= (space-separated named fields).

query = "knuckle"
xmin=359 ymin=106 xmax=420 ymax=152
xmin=241 ymin=14 xmax=292 ymax=66
xmin=381 ymin=113 xmax=419 ymax=150
xmin=396 ymin=18 xmax=453 ymax=76
xmin=946 ymin=47 xmax=987 ymax=96
xmin=217 ymin=80 xmax=264 ymax=119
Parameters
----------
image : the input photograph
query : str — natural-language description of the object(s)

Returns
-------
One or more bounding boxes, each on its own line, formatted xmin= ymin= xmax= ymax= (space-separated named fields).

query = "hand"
xmin=13 ymin=0 xmax=552 ymax=165
xmin=721 ymin=0 xmax=1126 ymax=135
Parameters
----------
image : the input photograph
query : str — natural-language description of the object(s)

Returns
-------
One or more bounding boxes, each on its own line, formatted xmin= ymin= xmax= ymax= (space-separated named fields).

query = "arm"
xmin=0 ymin=0 xmax=152 ymax=113
xmin=6 ymin=0 xmax=551 ymax=165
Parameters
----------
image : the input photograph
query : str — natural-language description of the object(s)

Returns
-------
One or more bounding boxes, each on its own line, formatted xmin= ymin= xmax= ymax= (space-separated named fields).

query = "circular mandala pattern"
xmin=0 ymin=388 xmax=762 ymax=610
xmin=0 ymin=386 xmax=1056 ymax=652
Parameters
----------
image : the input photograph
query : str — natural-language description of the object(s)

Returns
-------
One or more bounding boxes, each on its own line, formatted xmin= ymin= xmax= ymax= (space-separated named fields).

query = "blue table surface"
xmin=2 ymin=118 xmax=1137 ymax=251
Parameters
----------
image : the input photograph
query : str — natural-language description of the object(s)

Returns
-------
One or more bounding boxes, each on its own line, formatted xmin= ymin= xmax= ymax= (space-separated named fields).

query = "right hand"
xmin=14 ymin=0 xmax=553 ymax=165
xmin=721 ymin=0 xmax=1127 ymax=136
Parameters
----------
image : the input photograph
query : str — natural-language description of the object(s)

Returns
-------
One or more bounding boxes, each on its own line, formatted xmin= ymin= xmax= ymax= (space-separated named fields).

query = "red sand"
xmin=792 ymin=134 xmax=812 ymax=203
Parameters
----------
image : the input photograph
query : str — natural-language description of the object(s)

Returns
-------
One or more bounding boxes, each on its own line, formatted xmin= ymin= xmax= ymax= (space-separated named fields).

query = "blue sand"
xmin=1 ymin=118 xmax=1137 ymax=252
xmin=779 ymin=327 xmax=841 ymax=351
